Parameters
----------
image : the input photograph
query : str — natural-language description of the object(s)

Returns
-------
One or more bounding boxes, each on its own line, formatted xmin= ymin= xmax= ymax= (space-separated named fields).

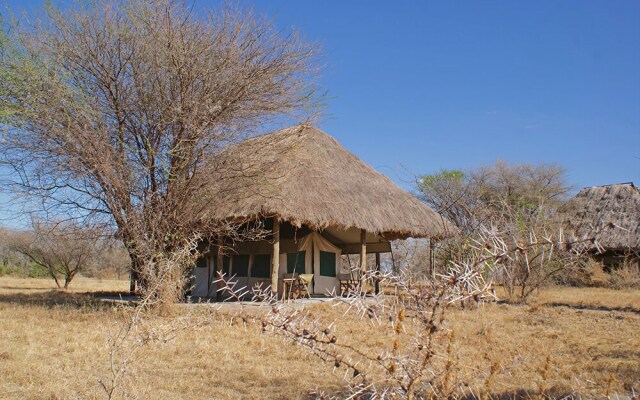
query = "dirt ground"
xmin=0 ymin=277 xmax=638 ymax=399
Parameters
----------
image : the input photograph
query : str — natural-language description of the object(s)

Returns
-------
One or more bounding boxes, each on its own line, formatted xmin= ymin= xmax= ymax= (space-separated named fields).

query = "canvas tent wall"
xmin=191 ymin=230 xmax=344 ymax=297
xmin=296 ymin=232 xmax=342 ymax=295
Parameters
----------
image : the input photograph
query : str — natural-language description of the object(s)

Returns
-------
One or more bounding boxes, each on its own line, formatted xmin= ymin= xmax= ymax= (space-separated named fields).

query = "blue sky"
xmin=1 ymin=1 xmax=639 ymax=227
xmin=251 ymin=1 xmax=640 ymax=189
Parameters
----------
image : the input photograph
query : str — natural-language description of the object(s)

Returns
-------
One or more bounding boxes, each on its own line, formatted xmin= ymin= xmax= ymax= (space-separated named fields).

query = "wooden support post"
xmin=360 ymin=229 xmax=367 ymax=294
xmin=271 ymin=218 xmax=280 ymax=295
xmin=360 ymin=229 xmax=367 ymax=274
xmin=216 ymin=235 xmax=224 ymax=302
xmin=374 ymin=252 xmax=381 ymax=295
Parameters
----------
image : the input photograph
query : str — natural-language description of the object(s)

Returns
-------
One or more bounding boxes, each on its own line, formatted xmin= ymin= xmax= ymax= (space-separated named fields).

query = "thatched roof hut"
xmin=563 ymin=182 xmax=640 ymax=254
xmin=189 ymin=125 xmax=455 ymax=298
xmin=205 ymin=124 xmax=454 ymax=240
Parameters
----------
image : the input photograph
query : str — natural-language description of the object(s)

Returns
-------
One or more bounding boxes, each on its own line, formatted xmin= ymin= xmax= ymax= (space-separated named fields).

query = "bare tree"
xmin=83 ymin=239 xmax=131 ymax=279
xmin=0 ymin=0 xmax=321 ymax=301
xmin=9 ymin=221 xmax=102 ymax=288
xmin=418 ymin=161 xmax=570 ymax=235
xmin=417 ymin=169 xmax=485 ymax=234
xmin=391 ymin=238 xmax=431 ymax=275
xmin=0 ymin=228 xmax=31 ymax=275
xmin=418 ymin=161 xmax=576 ymax=301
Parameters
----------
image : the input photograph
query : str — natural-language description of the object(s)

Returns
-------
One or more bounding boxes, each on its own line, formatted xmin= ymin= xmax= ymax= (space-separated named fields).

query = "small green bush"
xmin=0 ymin=263 xmax=27 ymax=277
xmin=0 ymin=264 xmax=15 ymax=276
xmin=27 ymin=262 xmax=52 ymax=279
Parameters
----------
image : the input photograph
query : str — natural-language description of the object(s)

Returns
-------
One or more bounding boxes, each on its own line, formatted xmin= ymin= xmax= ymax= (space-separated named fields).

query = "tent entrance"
xmin=296 ymin=232 xmax=341 ymax=295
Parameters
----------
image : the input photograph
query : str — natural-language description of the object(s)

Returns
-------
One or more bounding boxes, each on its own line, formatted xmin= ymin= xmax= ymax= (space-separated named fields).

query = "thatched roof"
xmin=204 ymin=125 xmax=455 ymax=240
xmin=563 ymin=183 xmax=640 ymax=252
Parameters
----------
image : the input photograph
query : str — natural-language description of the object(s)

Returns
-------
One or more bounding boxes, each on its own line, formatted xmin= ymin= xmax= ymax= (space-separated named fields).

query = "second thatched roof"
xmin=563 ymin=182 xmax=640 ymax=252
xmin=204 ymin=125 xmax=455 ymax=240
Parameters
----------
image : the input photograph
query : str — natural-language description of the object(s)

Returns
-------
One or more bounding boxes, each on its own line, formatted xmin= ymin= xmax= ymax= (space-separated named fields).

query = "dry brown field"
xmin=0 ymin=276 xmax=638 ymax=399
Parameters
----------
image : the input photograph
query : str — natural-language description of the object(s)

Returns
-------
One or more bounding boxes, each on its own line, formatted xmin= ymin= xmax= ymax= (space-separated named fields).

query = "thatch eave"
xmin=211 ymin=211 xmax=455 ymax=242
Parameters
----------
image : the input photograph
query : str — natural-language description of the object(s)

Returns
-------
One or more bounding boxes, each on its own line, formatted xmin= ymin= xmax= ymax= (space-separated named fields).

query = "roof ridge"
xmin=585 ymin=182 xmax=635 ymax=189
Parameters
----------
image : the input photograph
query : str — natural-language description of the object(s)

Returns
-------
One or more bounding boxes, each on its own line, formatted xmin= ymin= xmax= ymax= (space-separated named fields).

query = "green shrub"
xmin=0 ymin=264 xmax=15 ymax=276
xmin=0 ymin=263 xmax=26 ymax=277
xmin=27 ymin=262 xmax=52 ymax=279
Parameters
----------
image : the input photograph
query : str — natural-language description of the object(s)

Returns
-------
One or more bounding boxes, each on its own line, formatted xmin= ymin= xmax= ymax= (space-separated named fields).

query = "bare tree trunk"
xmin=63 ymin=273 xmax=75 ymax=289
xmin=129 ymin=258 xmax=138 ymax=294
xmin=52 ymin=273 xmax=62 ymax=289
xmin=129 ymin=271 xmax=136 ymax=294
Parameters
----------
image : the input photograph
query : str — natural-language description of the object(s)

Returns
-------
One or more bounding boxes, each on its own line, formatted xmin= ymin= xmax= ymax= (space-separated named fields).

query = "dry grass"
xmin=530 ymin=286 xmax=640 ymax=313
xmin=447 ymin=304 xmax=639 ymax=398
xmin=0 ymin=276 xmax=130 ymax=294
xmin=0 ymin=277 xmax=638 ymax=399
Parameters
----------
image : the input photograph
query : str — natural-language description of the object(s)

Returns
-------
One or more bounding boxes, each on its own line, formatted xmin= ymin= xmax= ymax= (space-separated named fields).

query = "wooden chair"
xmin=282 ymin=273 xmax=312 ymax=300
xmin=338 ymin=272 xmax=359 ymax=296
xmin=282 ymin=275 xmax=297 ymax=301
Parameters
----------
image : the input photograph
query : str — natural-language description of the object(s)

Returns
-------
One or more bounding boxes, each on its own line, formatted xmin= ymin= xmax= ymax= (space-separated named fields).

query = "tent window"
xmin=195 ymin=257 xmax=207 ymax=269
xmin=252 ymin=254 xmax=271 ymax=278
xmin=233 ymin=255 xmax=249 ymax=277
xmin=287 ymin=251 xmax=306 ymax=274
xmin=319 ymin=251 xmax=336 ymax=277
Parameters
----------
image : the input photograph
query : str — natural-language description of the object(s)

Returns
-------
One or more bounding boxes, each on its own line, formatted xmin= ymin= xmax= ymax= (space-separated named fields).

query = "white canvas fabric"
xmin=297 ymin=232 xmax=341 ymax=295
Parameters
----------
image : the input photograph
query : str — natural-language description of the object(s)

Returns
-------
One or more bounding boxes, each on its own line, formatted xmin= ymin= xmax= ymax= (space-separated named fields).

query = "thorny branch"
xmin=213 ymin=226 xmax=592 ymax=399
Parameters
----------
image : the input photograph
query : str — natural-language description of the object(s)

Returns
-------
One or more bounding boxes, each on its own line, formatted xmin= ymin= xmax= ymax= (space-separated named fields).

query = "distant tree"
xmin=418 ymin=161 xmax=576 ymax=301
xmin=0 ymin=228 xmax=31 ymax=275
xmin=81 ymin=239 xmax=131 ymax=280
xmin=9 ymin=221 xmax=103 ymax=288
xmin=417 ymin=169 xmax=484 ymax=235
xmin=0 ymin=0 xmax=321 ymax=302
xmin=474 ymin=161 xmax=570 ymax=228
xmin=418 ymin=161 xmax=570 ymax=235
